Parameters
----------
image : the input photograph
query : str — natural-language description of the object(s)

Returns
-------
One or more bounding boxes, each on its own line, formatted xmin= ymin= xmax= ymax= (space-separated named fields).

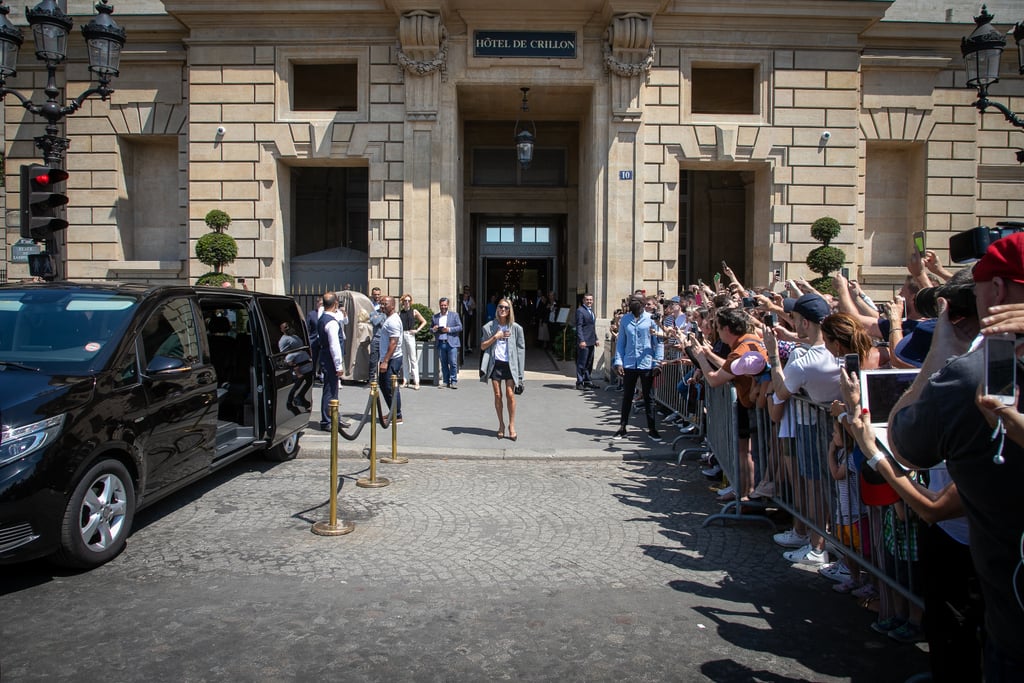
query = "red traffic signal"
xmin=19 ymin=164 xmax=69 ymax=241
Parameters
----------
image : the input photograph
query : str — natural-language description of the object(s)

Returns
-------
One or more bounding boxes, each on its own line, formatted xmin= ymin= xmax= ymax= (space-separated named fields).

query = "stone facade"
xmin=2 ymin=0 xmax=1023 ymax=316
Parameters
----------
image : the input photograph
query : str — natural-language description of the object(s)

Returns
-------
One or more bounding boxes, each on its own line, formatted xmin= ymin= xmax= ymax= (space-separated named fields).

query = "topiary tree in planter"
xmin=195 ymin=209 xmax=238 ymax=286
xmin=413 ymin=303 xmax=435 ymax=342
xmin=805 ymin=216 xmax=846 ymax=296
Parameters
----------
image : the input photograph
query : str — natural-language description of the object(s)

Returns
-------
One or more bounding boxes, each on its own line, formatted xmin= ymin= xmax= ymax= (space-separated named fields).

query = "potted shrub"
xmin=195 ymin=209 xmax=238 ymax=286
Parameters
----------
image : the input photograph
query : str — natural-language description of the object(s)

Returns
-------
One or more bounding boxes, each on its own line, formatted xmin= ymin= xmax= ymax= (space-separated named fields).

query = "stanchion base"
xmin=378 ymin=456 xmax=409 ymax=464
xmin=311 ymin=520 xmax=356 ymax=536
xmin=356 ymin=477 xmax=391 ymax=488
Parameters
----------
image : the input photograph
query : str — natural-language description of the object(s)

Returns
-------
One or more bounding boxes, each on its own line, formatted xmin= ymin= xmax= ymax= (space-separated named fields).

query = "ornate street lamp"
xmin=960 ymin=5 xmax=1024 ymax=137
xmin=0 ymin=0 xmax=126 ymax=165
xmin=513 ymin=87 xmax=535 ymax=171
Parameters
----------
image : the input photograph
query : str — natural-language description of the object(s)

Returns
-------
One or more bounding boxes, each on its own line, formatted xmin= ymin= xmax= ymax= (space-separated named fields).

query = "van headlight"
xmin=0 ymin=414 xmax=66 ymax=467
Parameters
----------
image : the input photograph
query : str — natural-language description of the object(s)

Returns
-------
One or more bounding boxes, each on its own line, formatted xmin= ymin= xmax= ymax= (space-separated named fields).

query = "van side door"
xmin=138 ymin=296 xmax=218 ymax=491
xmin=253 ymin=296 xmax=311 ymax=444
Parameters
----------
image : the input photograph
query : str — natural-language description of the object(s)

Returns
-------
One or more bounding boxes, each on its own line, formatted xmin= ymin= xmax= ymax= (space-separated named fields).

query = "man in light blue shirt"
xmin=613 ymin=293 xmax=665 ymax=441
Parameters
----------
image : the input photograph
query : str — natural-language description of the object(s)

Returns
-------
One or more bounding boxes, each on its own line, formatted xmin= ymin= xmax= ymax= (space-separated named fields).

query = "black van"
xmin=0 ymin=283 xmax=311 ymax=568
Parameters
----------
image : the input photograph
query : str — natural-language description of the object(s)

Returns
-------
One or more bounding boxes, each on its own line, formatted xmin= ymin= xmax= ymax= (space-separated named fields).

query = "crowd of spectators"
xmin=597 ymin=234 xmax=1024 ymax=682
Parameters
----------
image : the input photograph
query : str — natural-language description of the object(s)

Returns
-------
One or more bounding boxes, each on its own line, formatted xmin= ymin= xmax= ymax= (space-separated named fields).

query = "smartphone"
xmin=764 ymin=312 xmax=777 ymax=328
xmin=237 ymin=277 xmax=245 ymax=283
xmin=773 ymin=268 xmax=781 ymax=280
xmin=984 ymin=333 xmax=1017 ymax=405
xmin=844 ymin=353 xmax=861 ymax=379
xmin=714 ymin=273 xmax=722 ymax=286
xmin=742 ymin=297 xmax=755 ymax=308
xmin=721 ymin=260 xmax=728 ymax=271
xmin=840 ymin=267 xmax=850 ymax=279
xmin=913 ymin=231 xmax=926 ymax=257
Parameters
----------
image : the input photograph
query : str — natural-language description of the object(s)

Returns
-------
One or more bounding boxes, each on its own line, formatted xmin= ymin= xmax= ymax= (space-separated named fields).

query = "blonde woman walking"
xmin=479 ymin=298 xmax=526 ymax=440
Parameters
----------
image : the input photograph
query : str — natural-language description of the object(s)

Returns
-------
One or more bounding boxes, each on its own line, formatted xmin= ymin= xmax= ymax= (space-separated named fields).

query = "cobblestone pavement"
xmin=1 ymin=456 xmax=928 ymax=682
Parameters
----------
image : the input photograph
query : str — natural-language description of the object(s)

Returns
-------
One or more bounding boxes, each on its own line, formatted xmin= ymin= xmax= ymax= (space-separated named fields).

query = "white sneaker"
xmin=784 ymin=544 xmax=828 ymax=565
xmin=716 ymin=485 xmax=734 ymax=498
xmin=818 ymin=561 xmax=851 ymax=583
xmin=773 ymin=528 xmax=809 ymax=549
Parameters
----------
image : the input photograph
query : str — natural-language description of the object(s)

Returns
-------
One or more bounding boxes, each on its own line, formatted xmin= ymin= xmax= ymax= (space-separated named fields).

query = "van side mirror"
xmin=145 ymin=355 xmax=190 ymax=375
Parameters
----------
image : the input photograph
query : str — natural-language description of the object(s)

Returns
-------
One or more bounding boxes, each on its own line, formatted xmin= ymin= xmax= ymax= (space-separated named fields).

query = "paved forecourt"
xmin=300 ymin=351 xmax=674 ymax=461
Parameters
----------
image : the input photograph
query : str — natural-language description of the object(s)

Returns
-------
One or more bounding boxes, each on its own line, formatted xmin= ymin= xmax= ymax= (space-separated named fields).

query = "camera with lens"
xmin=949 ymin=221 xmax=1024 ymax=263
xmin=915 ymin=282 xmax=976 ymax=319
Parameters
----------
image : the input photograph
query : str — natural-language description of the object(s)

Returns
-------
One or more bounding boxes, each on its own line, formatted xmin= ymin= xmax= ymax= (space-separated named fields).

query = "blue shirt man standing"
xmin=612 ymin=293 xmax=664 ymax=441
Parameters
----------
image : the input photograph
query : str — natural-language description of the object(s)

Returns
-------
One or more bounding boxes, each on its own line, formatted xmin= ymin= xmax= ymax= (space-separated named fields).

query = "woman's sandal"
xmin=508 ymin=430 xmax=518 ymax=441
xmin=497 ymin=428 xmax=505 ymax=439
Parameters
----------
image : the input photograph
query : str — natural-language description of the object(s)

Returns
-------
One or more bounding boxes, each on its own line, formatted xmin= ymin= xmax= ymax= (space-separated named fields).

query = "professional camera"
xmin=949 ymin=221 xmax=1024 ymax=263
xmin=915 ymin=282 xmax=976 ymax=319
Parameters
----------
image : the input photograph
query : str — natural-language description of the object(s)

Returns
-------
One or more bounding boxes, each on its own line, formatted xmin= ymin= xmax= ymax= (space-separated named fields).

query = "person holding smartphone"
xmin=888 ymin=232 xmax=1024 ymax=679
xmin=479 ymin=298 xmax=525 ymax=440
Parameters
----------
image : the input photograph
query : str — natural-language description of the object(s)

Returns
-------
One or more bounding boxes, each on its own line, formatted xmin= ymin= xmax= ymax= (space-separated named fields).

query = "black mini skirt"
xmin=490 ymin=359 xmax=513 ymax=381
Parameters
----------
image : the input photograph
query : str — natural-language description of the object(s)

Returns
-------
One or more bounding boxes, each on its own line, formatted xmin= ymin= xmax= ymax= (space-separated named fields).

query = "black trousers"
xmin=619 ymin=368 xmax=656 ymax=430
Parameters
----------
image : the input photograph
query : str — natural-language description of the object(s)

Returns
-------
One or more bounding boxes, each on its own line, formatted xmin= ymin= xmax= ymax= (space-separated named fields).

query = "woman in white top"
xmin=479 ymin=298 xmax=526 ymax=441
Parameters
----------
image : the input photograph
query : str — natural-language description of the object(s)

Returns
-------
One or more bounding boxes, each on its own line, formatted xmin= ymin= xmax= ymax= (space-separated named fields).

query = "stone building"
xmin=2 ymin=0 xmax=1022 ymax=319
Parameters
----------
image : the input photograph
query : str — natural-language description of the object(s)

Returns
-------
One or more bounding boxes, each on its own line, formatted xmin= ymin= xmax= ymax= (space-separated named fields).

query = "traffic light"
xmin=20 ymin=164 xmax=69 ymax=242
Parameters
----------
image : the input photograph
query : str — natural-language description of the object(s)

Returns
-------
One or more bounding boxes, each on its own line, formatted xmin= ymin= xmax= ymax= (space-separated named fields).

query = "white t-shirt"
xmin=784 ymin=344 xmax=841 ymax=400
xmin=380 ymin=313 xmax=404 ymax=360
xmin=494 ymin=325 xmax=509 ymax=362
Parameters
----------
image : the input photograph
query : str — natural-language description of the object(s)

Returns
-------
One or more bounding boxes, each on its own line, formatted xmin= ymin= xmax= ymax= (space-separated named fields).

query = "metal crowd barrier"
xmin=756 ymin=396 xmax=923 ymax=609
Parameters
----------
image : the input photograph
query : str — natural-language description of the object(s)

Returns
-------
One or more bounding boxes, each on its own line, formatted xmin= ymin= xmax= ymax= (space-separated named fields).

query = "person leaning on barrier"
xmin=687 ymin=307 xmax=768 ymax=500
xmin=887 ymin=231 xmax=1024 ymax=679
xmin=763 ymin=293 xmax=841 ymax=566
xmin=837 ymin=367 xmax=980 ymax=680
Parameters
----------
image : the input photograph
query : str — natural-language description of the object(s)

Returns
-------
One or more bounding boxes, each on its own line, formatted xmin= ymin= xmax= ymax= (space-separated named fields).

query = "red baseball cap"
xmin=972 ymin=231 xmax=1024 ymax=284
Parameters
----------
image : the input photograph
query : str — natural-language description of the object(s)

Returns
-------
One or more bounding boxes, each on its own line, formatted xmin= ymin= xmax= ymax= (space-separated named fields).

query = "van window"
xmin=141 ymin=298 xmax=201 ymax=367
xmin=257 ymin=298 xmax=307 ymax=355
xmin=0 ymin=289 xmax=139 ymax=373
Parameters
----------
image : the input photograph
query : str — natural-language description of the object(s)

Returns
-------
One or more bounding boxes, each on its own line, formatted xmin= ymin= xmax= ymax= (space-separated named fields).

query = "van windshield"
xmin=0 ymin=289 xmax=140 ymax=374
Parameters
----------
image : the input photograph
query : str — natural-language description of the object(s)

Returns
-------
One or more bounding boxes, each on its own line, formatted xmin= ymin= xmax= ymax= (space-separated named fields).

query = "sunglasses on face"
xmin=497 ymin=305 xmax=510 ymax=310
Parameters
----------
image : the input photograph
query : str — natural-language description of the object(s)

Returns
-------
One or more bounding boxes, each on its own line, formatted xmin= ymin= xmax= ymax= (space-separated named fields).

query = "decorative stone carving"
xmin=604 ymin=13 xmax=655 ymax=78
xmin=397 ymin=10 xmax=448 ymax=79
xmin=605 ymin=13 xmax=655 ymax=120
xmin=397 ymin=10 xmax=447 ymax=120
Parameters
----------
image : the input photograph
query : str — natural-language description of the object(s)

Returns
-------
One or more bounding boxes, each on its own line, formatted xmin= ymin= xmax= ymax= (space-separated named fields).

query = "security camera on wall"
xmin=216 ymin=126 xmax=226 ymax=136
xmin=821 ymin=131 xmax=831 ymax=141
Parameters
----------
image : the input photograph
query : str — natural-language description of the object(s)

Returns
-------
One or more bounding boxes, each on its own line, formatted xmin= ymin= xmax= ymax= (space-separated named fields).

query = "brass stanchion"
xmin=379 ymin=373 xmax=408 ymax=465
xmin=312 ymin=399 xmax=355 ymax=536
xmin=357 ymin=381 xmax=391 ymax=488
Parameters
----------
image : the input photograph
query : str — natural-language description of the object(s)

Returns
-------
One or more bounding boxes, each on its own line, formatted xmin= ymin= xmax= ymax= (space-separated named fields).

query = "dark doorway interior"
xmin=482 ymin=256 xmax=552 ymax=345
xmin=682 ymin=170 xmax=749 ymax=286
xmin=292 ymin=167 xmax=369 ymax=257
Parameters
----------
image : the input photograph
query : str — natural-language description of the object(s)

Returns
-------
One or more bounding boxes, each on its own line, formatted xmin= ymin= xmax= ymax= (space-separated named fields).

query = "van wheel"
xmin=55 ymin=459 xmax=136 ymax=568
xmin=267 ymin=432 xmax=300 ymax=462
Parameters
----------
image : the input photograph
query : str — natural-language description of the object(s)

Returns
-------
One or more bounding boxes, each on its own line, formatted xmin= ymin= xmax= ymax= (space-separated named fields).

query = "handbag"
xmin=514 ymin=384 xmax=524 ymax=395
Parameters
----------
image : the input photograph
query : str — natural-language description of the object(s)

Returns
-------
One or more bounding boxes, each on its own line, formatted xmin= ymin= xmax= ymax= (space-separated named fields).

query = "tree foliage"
xmin=195 ymin=232 xmax=238 ymax=271
xmin=805 ymin=216 xmax=846 ymax=296
xmin=204 ymin=209 xmax=232 ymax=233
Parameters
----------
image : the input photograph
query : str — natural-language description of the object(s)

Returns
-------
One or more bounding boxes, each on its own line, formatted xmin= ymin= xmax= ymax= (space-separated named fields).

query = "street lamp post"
xmin=961 ymin=5 xmax=1024 ymax=156
xmin=0 ymin=0 xmax=125 ymax=279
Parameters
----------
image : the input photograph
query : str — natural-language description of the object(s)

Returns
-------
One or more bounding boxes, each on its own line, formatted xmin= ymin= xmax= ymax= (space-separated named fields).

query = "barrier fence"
xmin=647 ymin=362 xmax=923 ymax=610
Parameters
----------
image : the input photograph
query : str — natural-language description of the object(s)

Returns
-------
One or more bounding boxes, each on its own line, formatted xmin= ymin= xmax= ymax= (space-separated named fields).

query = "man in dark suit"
xmin=431 ymin=297 xmax=463 ymax=388
xmin=575 ymin=292 xmax=599 ymax=390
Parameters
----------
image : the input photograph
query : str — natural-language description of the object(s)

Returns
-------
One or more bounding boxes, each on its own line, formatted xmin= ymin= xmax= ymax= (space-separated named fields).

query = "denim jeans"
xmin=438 ymin=340 xmax=458 ymax=385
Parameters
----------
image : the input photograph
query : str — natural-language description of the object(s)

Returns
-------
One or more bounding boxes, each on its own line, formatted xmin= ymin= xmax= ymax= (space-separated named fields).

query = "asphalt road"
xmin=1 ymin=455 xmax=927 ymax=682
